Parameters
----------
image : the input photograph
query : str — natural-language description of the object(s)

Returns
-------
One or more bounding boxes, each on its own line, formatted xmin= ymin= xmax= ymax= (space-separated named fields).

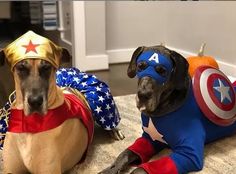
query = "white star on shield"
xmin=213 ymin=79 xmax=232 ymax=103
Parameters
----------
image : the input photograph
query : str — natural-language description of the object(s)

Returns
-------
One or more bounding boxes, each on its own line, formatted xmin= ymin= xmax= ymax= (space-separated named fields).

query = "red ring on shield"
xmin=193 ymin=66 xmax=236 ymax=126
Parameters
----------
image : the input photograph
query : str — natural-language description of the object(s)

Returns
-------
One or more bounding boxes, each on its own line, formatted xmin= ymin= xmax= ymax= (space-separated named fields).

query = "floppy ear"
xmin=60 ymin=48 xmax=72 ymax=64
xmin=0 ymin=50 xmax=5 ymax=66
xmin=127 ymin=46 xmax=145 ymax=78
xmin=169 ymin=50 xmax=189 ymax=90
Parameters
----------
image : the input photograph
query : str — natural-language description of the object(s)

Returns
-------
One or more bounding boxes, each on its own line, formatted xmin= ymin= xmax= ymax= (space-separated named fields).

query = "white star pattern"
xmin=105 ymin=91 xmax=111 ymax=98
xmin=61 ymin=68 xmax=66 ymax=71
xmin=81 ymin=82 xmax=88 ymax=87
xmin=98 ymin=96 xmax=105 ymax=103
xmin=100 ymin=117 xmax=106 ymax=124
xmin=0 ymin=124 xmax=3 ymax=130
xmin=96 ymin=86 xmax=102 ymax=91
xmin=112 ymin=122 xmax=116 ymax=127
xmin=83 ymin=74 xmax=89 ymax=78
xmin=73 ymin=77 xmax=80 ymax=83
xmin=92 ymin=75 xmax=97 ymax=79
xmin=95 ymin=106 xmax=102 ymax=114
xmin=92 ymin=81 xmax=97 ymax=85
xmin=213 ymin=79 xmax=232 ymax=103
xmin=143 ymin=119 xmax=167 ymax=144
xmin=105 ymin=125 xmax=111 ymax=130
xmin=106 ymin=104 xmax=111 ymax=110
xmin=90 ymin=91 xmax=95 ymax=95
xmin=56 ymin=71 xmax=62 ymax=75
xmin=111 ymin=100 xmax=115 ymax=106
xmin=68 ymin=71 xmax=74 ymax=75
xmin=108 ymin=113 xmax=114 ymax=119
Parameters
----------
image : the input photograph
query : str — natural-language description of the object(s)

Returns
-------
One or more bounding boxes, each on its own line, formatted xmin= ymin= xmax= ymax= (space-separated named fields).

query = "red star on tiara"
xmin=22 ymin=40 xmax=40 ymax=54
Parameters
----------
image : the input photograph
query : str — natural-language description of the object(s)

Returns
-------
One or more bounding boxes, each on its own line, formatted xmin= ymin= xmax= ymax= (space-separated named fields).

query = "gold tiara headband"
xmin=3 ymin=31 xmax=62 ymax=69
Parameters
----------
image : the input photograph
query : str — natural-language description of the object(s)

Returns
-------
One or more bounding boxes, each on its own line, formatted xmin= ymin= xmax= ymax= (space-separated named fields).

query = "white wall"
xmin=164 ymin=2 xmax=236 ymax=66
xmin=104 ymin=1 xmax=236 ymax=75
xmin=106 ymin=1 xmax=167 ymax=50
xmin=72 ymin=1 xmax=236 ymax=74
xmin=85 ymin=1 xmax=106 ymax=55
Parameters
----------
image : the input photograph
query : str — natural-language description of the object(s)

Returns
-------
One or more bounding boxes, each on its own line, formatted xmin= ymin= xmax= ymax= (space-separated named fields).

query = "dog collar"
xmin=3 ymin=31 xmax=62 ymax=69
xmin=136 ymin=50 xmax=173 ymax=84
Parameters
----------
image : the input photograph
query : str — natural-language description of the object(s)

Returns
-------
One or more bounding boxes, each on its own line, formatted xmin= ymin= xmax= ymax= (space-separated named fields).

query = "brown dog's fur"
xmin=2 ymin=57 xmax=89 ymax=173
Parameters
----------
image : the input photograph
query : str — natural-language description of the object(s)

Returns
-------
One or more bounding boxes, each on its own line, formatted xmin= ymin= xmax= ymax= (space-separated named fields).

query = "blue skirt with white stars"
xmin=0 ymin=67 xmax=121 ymax=149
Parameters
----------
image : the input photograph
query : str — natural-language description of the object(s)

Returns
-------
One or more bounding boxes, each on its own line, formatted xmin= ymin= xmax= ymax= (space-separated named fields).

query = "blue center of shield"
xmin=136 ymin=50 xmax=173 ymax=84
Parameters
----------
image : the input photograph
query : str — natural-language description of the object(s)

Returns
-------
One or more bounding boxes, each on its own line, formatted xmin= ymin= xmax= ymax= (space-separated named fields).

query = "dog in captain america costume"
xmin=100 ymin=45 xmax=236 ymax=174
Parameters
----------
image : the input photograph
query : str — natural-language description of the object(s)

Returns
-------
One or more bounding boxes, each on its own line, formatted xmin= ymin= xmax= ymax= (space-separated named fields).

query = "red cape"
xmin=8 ymin=93 xmax=94 ymax=145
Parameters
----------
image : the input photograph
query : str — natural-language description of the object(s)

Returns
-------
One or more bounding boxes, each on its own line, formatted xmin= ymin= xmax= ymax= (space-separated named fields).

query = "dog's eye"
xmin=39 ymin=63 xmax=52 ymax=79
xmin=137 ymin=62 xmax=148 ymax=72
xmin=15 ymin=62 xmax=30 ymax=76
xmin=40 ymin=64 xmax=52 ymax=71
xmin=155 ymin=65 xmax=167 ymax=77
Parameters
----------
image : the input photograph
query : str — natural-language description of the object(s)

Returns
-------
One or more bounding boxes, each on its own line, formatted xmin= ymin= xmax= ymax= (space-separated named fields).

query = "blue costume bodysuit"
xmin=127 ymin=50 xmax=236 ymax=174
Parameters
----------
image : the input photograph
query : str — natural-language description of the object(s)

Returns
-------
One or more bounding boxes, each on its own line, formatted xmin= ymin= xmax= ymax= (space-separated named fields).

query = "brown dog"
xmin=3 ymin=60 xmax=90 ymax=174
xmin=0 ymin=31 xmax=93 ymax=174
xmin=1 ymin=31 xmax=124 ymax=173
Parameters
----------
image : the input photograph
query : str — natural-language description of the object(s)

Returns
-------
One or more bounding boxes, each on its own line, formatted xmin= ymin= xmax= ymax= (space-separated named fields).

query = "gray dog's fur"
xmin=99 ymin=45 xmax=190 ymax=174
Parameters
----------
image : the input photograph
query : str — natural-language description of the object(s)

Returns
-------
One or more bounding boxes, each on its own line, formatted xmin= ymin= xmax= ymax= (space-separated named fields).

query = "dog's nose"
xmin=138 ymin=91 xmax=152 ymax=101
xmin=28 ymin=95 xmax=43 ymax=108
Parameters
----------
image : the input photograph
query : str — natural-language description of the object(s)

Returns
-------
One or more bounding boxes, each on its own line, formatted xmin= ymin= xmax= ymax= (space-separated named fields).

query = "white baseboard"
xmin=106 ymin=46 xmax=236 ymax=77
xmin=107 ymin=48 xmax=135 ymax=64
xmin=85 ymin=54 xmax=109 ymax=71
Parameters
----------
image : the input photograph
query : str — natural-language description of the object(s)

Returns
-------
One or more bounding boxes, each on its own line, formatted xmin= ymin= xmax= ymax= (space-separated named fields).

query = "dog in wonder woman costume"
xmin=100 ymin=45 xmax=236 ymax=174
xmin=0 ymin=31 xmax=123 ymax=173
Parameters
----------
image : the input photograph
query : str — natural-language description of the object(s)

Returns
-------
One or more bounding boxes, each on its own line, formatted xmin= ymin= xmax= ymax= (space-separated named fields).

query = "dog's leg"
xmin=109 ymin=128 xmax=125 ymax=140
xmin=98 ymin=149 xmax=140 ymax=174
xmin=3 ymin=134 xmax=28 ymax=174
xmin=33 ymin=157 xmax=61 ymax=174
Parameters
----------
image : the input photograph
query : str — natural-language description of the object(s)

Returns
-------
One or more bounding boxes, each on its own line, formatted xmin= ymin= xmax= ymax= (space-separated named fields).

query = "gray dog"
xmin=99 ymin=45 xmax=236 ymax=174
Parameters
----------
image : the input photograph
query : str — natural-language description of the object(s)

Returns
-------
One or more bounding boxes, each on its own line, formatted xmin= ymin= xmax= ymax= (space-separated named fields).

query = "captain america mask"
xmin=136 ymin=50 xmax=173 ymax=84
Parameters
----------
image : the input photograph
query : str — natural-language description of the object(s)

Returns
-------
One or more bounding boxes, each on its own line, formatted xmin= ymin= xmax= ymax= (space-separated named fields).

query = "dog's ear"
xmin=127 ymin=46 xmax=145 ymax=78
xmin=0 ymin=50 xmax=5 ymax=66
xmin=60 ymin=48 xmax=71 ymax=63
xmin=169 ymin=50 xmax=189 ymax=90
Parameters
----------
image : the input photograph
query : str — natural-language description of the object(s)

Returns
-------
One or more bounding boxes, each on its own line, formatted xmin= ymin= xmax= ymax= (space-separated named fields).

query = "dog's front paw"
xmin=98 ymin=165 xmax=121 ymax=174
xmin=130 ymin=167 xmax=147 ymax=174
xmin=109 ymin=128 xmax=125 ymax=140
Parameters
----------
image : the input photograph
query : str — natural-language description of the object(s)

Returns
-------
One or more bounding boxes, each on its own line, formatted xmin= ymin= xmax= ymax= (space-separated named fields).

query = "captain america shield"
xmin=193 ymin=66 xmax=236 ymax=126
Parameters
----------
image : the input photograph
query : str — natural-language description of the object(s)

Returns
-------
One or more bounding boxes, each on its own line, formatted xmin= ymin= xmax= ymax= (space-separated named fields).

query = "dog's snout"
xmin=28 ymin=95 xmax=43 ymax=108
xmin=138 ymin=90 xmax=152 ymax=101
